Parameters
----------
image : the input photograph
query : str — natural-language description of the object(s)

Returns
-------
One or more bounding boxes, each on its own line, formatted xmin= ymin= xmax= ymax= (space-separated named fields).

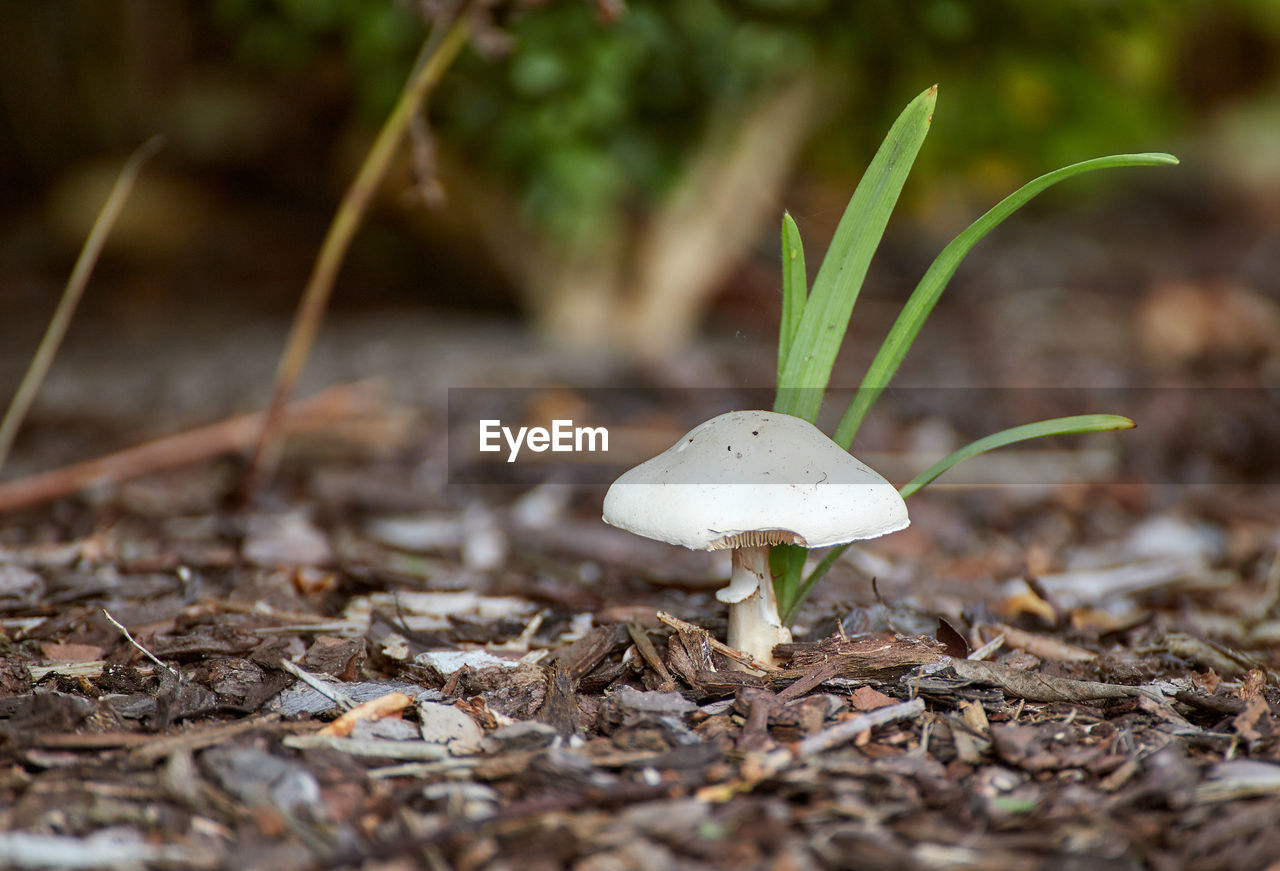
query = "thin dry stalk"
xmin=242 ymin=14 xmax=471 ymax=499
xmin=0 ymin=137 xmax=164 ymax=474
xmin=102 ymin=608 xmax=173 ymax=676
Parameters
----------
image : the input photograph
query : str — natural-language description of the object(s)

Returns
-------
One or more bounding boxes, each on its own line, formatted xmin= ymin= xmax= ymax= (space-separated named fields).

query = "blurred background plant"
xmin=2 ymin=0 xmax=1279 ymax=360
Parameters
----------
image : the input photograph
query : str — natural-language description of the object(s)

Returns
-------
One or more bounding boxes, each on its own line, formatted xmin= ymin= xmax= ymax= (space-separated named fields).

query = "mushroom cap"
xmin=603 ymin=410 xmax=908 ymax=551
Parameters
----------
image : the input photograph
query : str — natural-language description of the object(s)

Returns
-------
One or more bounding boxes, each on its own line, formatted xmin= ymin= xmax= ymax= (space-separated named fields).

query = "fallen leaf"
xmin=1232 ymin=696 xmax=1275 ymax=748
xmin=848 ymin=686 xmax=896 ymax=711
xmin=40 ymin=642 xmax=105 ymax=662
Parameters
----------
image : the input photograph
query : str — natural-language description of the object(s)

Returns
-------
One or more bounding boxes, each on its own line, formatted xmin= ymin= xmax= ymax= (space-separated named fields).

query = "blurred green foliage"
xmin=216 ymin=0 xmax=1280 ymax=244
xmin=213 ymin=0 xmax=426 ymax=115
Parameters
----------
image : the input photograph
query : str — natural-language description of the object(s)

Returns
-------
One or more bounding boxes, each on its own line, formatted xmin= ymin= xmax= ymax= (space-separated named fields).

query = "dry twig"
xmin=656 ymin=610 xmax=782 ymax=674
xmin=0 ymin=381 xmax=380 ymax=514
xmin=949 ymin=659 xmax=1150 ymax=702
xmin=132 ymin=714 xmax=283 ymax=764
xmin=242 ymin=12 xmax=471 ymax=497
xmin=0 ymin=137 xmax=163 ymax=473
xmin=279 ymin=659 xmax=359 ymax=710
xmin=102 ymin=608 xmax=173 ymax=676
xmin=317 ymin=692 xmax=414 ymax=737
xmin=793 ymin=698 xmax=927 ymax=758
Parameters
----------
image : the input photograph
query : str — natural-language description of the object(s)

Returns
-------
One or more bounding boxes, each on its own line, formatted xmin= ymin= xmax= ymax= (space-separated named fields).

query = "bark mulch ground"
xmin=1 ymin=391 xmax=1278 ymax=870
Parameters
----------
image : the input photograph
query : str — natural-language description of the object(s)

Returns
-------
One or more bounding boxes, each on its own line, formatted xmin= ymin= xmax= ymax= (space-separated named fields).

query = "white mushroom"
xmin=603 ymin=410 xmax=908 ymax=668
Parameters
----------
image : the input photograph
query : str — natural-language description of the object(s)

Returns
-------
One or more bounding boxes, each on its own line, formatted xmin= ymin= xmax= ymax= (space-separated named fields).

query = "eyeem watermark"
xmin=479 ymin=419 xmax=609 ymax=463
xmin=449 ymin=386 xmax=1280 ymax=486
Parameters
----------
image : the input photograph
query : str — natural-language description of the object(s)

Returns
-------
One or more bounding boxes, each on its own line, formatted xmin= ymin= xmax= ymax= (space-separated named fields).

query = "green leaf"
xmin=774 ymin=84 xmax=937 ymax=423
xmin=782 ymin=413 xmax=1136 ymax=626
xmin=777 ymin=212 xmax=808 ymax=384
xmin=897 ymin=413 xmax=1135 ymax=499
xmin=771 ymin=542 xmax=807 ymax=612
xmin=833 ymin=152 xmax=1178 ymax=449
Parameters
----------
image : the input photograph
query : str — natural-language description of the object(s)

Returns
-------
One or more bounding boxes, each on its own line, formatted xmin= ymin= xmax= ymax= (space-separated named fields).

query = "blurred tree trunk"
xmin=443 ymin=73 xmax=824 ymax=358
xmin=622 ymin=74 xmax=821 ymax=357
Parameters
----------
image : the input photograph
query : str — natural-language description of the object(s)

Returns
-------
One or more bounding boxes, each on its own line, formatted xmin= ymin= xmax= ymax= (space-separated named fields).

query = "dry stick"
xmin=793 ymin=697 xmax=925 ymax=758
xmin=241 ymin=15 xmax=471 ymax=500
xmin=132 ymin=713 xmax=282 ymax=764
xmin=967 ymin=632 xmax=1006 ymax=662
xmin=626 ymin=621 xmax=677 ymax=686
xmin=102 ymin=608 xmax=173 ymax=676
xmin=0 ymin=137 xmax=164 ymax=474
xmin=279 ymin=659 xmax=358 ymax=711
xmin=736 ymin=697 xmax=927 ymax=786
xmin=317 ymin=692 xmax=414 ymax=737
xmin=656 ymin=610 xmax=782 ymax=674
xmin=0 ymin=381 xmax=378 ymax=514
xmin=773 ymin=657 xmax=843 ymax=704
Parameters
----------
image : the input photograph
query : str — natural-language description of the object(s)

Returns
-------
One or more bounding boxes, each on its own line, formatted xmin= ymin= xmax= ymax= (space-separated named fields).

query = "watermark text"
xmin=479 ymin=419 xmax=609 ymax=463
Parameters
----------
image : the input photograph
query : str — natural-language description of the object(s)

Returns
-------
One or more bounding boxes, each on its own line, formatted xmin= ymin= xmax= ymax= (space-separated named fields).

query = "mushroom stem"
xmin=725 ymin=545 xmax=793 ymax=669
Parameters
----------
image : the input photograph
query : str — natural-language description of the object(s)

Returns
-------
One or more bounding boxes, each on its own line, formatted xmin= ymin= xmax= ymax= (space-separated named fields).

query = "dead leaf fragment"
xmin=1232 ymin=696 xmax=1276 ymax=749
xmin=39 ymin=642 xmax=105 ymax=663
xmin=1239 ymin=667 xmax=1266 ymax=700
xmin=848 ymin=686 xmax=896 ymax=711
xmin=419 ymin=700 xmax=484 ymax=754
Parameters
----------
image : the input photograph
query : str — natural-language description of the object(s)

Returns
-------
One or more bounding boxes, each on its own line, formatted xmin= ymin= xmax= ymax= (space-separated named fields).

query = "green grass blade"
xmin=833 ymin=152 xmax=1178 ymax=448
xmin=897 ymin=413 xmax=1136 ymax=498
xmin=770 ymin=543 xmax=807 ymax=616
xmin=772 ymin=214 xmax=808 ymax=613
xmin=781 ymin=544 xmax=844 ymax=626
xmin=775 ymin=85 xmax=937 ymax=423
xmin=777 ymin=212 xmax=808 ymax=384
xmin=782 ymin=413 xmax=1135 ymax=625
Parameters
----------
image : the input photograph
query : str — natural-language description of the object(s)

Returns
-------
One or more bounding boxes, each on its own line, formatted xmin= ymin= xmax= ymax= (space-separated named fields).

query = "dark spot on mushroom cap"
xmin=752 ymin=431 xmax=759 ymax=436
